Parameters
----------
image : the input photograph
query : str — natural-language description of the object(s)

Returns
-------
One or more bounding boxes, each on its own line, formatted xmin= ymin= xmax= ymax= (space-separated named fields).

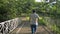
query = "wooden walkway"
xmin=10 ymin=17 xmax=53 ymax=34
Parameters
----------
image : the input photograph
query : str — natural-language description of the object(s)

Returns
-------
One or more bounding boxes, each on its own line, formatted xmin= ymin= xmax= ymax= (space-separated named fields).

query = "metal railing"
xmin=0 ymin=18 xmax=21 ymax=34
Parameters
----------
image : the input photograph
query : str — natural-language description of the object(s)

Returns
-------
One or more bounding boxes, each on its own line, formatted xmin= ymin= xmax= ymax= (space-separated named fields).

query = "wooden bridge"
xmin=0 ymin=17 xmax=54 ymax=34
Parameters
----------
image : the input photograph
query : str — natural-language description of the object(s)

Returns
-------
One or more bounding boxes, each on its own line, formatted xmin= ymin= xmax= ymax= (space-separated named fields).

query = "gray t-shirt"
xmin=30 ymin=13 xmax=39 ymax=25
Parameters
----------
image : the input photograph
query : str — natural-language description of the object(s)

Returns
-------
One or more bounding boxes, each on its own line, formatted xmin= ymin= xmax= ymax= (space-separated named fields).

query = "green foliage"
xmin=39 ymin=17 xmax=46 ymax=26
xmin=0 ymin=0 xmax=58 ymax=22
xmin=0 ymin=0 xmax=17 ymax=22
xmin=0 ymin=0 xmax=60 ymax=34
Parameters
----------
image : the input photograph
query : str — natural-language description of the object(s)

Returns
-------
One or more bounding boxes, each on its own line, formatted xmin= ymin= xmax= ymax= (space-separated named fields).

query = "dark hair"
xmin=32 ymin=10 xmax=36 ymax=13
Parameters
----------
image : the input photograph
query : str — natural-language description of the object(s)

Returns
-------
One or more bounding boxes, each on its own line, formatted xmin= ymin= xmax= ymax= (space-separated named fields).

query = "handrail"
xmin=0 ymin=18 xmax=21 ymax=34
